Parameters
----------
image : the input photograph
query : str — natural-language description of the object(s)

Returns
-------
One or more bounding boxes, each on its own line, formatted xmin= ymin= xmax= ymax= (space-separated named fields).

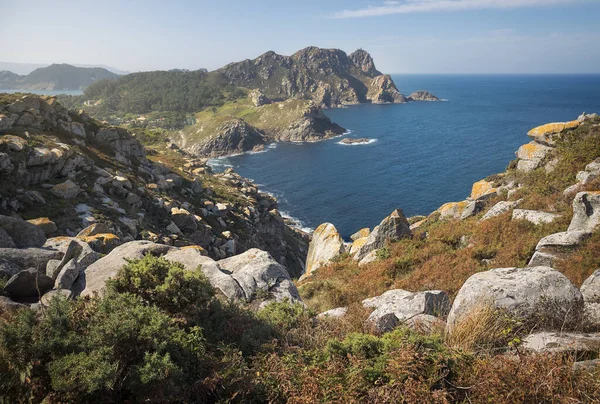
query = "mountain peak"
xmin=349 ymin=49 xmax=381 ymax=77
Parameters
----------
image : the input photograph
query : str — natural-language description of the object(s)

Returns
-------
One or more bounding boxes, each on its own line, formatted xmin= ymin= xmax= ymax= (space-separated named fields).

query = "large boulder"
xmin=0 ymin=215 xmax=46 ymax=248
xmin=362 ymin=289 xmax=450 ymax=333
xmin=568 ymin=192 xmax=600 ymax=233
xmin=354 ymin=209 xmax=411 ymax=260
xmin=27 ymin=217 xmax=57 ymax=235
xmin=218 ymin=248 xmax=301 ymax=305
xmin=447 ymin=266 xmax=583 ymax=332
xmin=79 ymin=241 xmax=174 ymax=297
xmin=581 ymin=269 xmax=600 ymax=328
xmin=305 ymin=223 xmax=345 ymax=276
xmin=163 ymin=248 xmax=245 ymax=301
xmin=0 ymin=258 xmax=21 ymax=278
xmin=4 ymin=269 xmax=54 ymax=300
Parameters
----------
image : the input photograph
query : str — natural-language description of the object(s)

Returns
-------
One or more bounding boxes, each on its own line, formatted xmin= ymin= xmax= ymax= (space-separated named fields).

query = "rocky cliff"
xmin=0 ymin=94 xmax=308 ymax=277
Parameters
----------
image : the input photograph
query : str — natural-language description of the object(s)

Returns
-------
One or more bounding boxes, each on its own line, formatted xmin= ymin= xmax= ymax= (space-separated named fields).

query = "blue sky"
xmin=1 ymin=0 xmax=599 ymax=73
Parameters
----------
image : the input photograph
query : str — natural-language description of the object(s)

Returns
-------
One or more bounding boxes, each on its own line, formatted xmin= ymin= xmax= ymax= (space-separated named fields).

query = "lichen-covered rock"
xmin=527 ymin=120 xmax=580 ymax=146
xmin=77 ymin=223 xmax=112 ymax=237
xmin=0 ymin=215 xmax=46 ymax=248
xmin=536 ymin=231 xmax=591 ymax=250
xmin=350 ymin=228 xmax=370 ymax=241
xmin=512 ymin=209 xmax=561 ymax=225
xmin=528 ymin=251 xmax=558 ymax=268
xmin=354 ymin=209 xmax=411 ymax=260
xmin=438 ymin=200 xmax=483 ymax=220
xmin=480 ymin=200 xmax=521 ymax=221
xmin=568 ymin=192 xmax=600 ymax=232
xmin=362 ymin=289 xmax=450 ymax=333
xmin=522 ymin=332 xmax=600 ymax=354
xmin=27 ymin=217 xmax=57 ymax=235
xmin=305 ymin=223 xmax=345 ymax=276
xmin=349 ymin=237 xmax=368 ymax=258
xmin=516 ymin=141 xmax=554 ymax=172
xmin=447 ymin=266 xmax=583 ymax=332
xmin=469 ymin=179 xmax=497 ymax=201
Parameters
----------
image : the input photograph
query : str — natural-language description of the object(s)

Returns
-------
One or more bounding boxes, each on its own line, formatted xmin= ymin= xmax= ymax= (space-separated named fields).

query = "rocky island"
xmin=339 ymin=137 xmax=373 ymax=145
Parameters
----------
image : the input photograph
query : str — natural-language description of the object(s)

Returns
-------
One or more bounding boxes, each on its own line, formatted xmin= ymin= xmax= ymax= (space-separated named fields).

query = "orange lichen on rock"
xmin=469 ymin=180 xmax=497 ymax=200
xmin=528 ymin=120 xmax=580 ymax=138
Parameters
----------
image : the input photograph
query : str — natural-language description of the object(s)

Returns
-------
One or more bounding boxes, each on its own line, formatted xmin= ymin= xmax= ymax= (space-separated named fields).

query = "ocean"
xmin=209 ymin=74 xmax=600 ymax=239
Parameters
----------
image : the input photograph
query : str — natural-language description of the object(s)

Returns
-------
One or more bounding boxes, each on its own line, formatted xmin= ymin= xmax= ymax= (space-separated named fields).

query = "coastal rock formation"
xmin=354 ymin=209 xmax=411 ymax=261
xmin=339 ymin=138 xmax=372 ymax=145
xmin=305 ymin=223 xmax=345 ymax=276
xmin=0 ymin=94 xmax=309 ymax=276
xmin=447 ymin=266 xmax=583 ymax=332
xmin=188 ymin=119 xmax=266 ymax=157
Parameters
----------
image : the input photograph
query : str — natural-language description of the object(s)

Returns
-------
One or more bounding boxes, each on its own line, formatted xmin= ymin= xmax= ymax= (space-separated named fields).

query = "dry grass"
xmin=445 ymin=302 xmax=521 ymax=354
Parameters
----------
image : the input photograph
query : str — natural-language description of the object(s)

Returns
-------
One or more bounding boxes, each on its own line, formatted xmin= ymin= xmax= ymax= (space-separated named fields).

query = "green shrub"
xmin=376 ymin=248 xmax=391 ymax=260
xmin=108 ymin=254 xmax=214 ymax=316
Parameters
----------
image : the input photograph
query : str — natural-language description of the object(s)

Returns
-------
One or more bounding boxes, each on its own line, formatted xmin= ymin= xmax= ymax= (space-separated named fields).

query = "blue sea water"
xmin=210 ymin=75 xmax=600 ymax=239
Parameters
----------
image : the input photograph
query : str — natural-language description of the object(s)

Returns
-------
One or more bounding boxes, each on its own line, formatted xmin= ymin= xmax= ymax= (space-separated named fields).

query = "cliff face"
xmin=217 ymin=46 xmax=407 ymax=108
xmin=0 ymin=94 xmax=308 ymax=276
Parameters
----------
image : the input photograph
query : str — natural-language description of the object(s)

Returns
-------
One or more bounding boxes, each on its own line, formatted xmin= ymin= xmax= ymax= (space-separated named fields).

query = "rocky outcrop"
xmin=183 ymin=119 xmax=266 ymax=157
xmin=516 ymin=141 xmax=554 ymax=172
xmin=354 ymin=209 xmax=411 ymax=261
xmin=304 ymin=223 xmax=345 ymax=276
xmin=78 ymin=241 xmax=300 ymax=307
xmin=274 ymin=102 xmax=346 ymax=142
xmin=362 ymin=289 xmax=450 ymax=333
xmin=447 ymin=266 xmax=584 ymax=332
xmin=527 ymin=120 xmax=580 ymax=146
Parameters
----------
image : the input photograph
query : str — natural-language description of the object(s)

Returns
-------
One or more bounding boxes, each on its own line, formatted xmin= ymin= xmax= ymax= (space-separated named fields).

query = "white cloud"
xmin=331 ymin=0 xmax=588 ymax=18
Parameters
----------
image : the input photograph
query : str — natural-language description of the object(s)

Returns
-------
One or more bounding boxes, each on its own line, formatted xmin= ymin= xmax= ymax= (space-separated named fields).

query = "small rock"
xmin=50 ymin=180 xmax=81 ymax=199
xmin=522 ymin=332 xmax=600 ymax=354
xmin=27 ymin=217 xmax=58 ymax=235
xmin=480 ymin=200 xmax=521 ymax=221
xmin=305 ymin=223 xmax=345 ymax=276
xmin=317 ymin=307 xmax=348 ymax=319
xmin=40 ymin=288 xmax=73 ymax=306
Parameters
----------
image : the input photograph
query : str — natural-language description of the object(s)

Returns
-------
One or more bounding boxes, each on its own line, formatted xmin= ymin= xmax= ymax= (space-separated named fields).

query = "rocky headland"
xmin=2 ymin=89 xmax=600 ymax=401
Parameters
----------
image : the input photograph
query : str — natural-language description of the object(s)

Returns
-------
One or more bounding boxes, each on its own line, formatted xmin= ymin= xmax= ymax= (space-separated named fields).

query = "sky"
xmin=1 ymin=0 xmax=600 ymax=74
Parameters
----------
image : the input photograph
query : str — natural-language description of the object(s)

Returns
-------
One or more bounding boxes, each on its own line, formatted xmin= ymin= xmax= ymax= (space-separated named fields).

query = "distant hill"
xmin=0 ymin=63 xmax=119 ymax=90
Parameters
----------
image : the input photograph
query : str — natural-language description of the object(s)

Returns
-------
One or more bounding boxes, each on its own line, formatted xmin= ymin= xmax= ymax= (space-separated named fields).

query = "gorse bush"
xmin=108 ymin=255 xmax=214 ymax=316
